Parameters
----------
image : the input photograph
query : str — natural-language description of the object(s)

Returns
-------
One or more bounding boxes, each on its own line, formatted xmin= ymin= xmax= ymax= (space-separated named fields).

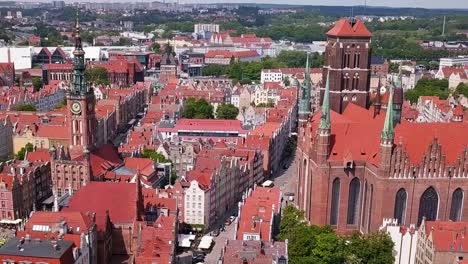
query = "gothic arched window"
xmin=394 ymin=188 xmax=407 ymax=224
xmin=330 ymin=178 xmax=340 ymax=225
xmin=450 ymin=188 xmax=463 ymax=222
xmin=347 ymin=178 xmax=360 ymax=225
xmin=417 ymin=187 xmax=439 ymax=226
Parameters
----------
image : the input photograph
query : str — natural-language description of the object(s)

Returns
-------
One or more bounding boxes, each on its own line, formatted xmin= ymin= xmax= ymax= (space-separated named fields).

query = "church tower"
xmin=67 ymin=14 xmax=96 ymax=159
xmin=298 ymin=53 xmax=312 ymax=127
xmin=322 ymin=18 xmax=372 ymax=113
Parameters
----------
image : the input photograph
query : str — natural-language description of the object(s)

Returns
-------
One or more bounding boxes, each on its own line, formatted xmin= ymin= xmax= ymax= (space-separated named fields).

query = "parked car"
xmin=212 ymin=228 xmax=220 ymax=237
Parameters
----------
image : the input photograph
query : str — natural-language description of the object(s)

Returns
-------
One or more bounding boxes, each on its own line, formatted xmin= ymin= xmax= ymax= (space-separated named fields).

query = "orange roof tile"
xmin=327 ymin=18 xmax=372 ymax=37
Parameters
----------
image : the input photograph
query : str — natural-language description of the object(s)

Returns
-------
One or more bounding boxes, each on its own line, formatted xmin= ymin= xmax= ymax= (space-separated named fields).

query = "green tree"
xmin=344 ymin=232 xmax=394 ymax=264
xmin=142 ymin=149 xmax=170 ymax=163
xmin=183 ymin=98 xmax=214 ymax=119
xmin=85 ymin=67 xmax=110 ymax=86
xmin=117 ymin=37 xmax=131 ymax=46
xmin=16 ymin=104 xmax=37 ymax=111
xmin=276 ymin=51 xmax=323 ymax=68
xmin=142 ymin=149 xmax=177 ymax=185
xmin=404 ymin=78 xmax=449 ymax=103
xmin=389 ymin=63 xmax=400 ymax=73
xmin=151 ymin=42 xmax=161 ymax=53
xmin=16 ymin=143 xmax=34 ymax=160
xmin=32 ymin=76 xmax=42 ymax=91
xmin=278 ymin=206 xmax=394 ymax=264
xmin=215 ymin=103 xmax=239 ymax=120
xmin=455 ymin=83 xmax=468 ymax=98
xmin=284 ymin=76 xmax=291 ymax=86
xmin=203 ymin=64 xmax=227 ymax=77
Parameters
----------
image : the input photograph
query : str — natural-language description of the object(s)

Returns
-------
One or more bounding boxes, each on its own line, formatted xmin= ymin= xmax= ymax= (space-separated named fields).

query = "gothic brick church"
xmin=296 ymin=18 xmax=468 ymax=234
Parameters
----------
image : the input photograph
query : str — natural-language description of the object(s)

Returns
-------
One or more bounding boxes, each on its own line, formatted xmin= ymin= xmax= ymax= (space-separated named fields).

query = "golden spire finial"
xmin=75 ymin=9 xmax=80 ymax=35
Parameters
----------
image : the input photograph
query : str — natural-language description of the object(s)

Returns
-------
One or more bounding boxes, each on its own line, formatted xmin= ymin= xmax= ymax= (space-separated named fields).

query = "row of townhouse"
xmin=179 ymin=146 xmax=264 ymax=229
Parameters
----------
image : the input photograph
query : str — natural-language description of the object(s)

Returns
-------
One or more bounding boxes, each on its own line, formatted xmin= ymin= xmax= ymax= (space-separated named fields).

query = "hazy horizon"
xmin=42 ymin=0 xmax=468 ymax=10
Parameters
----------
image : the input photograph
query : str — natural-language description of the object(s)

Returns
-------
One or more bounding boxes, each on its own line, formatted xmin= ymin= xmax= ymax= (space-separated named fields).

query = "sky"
xmin=175 ymin=0 xmax=468 ymax=9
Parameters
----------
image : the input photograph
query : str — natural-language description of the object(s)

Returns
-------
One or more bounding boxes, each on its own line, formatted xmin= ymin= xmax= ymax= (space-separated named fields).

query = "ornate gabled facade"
xmin=297 ymin=18 xmax=468 ymax=234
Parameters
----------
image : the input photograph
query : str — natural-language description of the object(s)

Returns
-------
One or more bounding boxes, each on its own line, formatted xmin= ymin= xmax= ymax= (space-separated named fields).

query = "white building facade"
xmin=184 ymin=180 xmax=209 ymax=226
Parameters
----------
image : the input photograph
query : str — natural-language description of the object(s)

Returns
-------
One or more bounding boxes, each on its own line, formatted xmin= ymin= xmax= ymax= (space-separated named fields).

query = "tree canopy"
xmin=203 ymin=64 xmax=228 ymax=77
xmin=182 ymin=98 xmax=214 ymax=119
xmin=279 ymin=206 xmax=394 ymax=264
xmin=151 ymin=42 xmax=161 ymax=53
xmin=85 ymin=67 xmax=110 ymax=86
xmin=404 ymin=78 xmax=449 ymax=103
xmin=16 ymin=104 xmax=37 ymax=112
xmin=32 ymin=76 xmax=42 ymax=92
xmin=215 ymin=103 xmax=239 ymax=120
xmin=16 ymin=143 xmax=34 ymax=160
xmin=455 ymin=83 xmax=468 ymax=98
xmin=142 ymin=149 xmax=177 ymax=184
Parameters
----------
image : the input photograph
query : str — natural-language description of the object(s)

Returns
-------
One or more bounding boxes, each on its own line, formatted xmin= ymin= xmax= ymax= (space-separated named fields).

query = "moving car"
xmin=225 ymin=216 xmax=236 ymax=226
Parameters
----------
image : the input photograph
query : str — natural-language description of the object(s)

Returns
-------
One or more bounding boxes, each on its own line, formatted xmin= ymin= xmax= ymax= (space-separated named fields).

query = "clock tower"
xmin=67 ymin=15 xmax=96 ymax=159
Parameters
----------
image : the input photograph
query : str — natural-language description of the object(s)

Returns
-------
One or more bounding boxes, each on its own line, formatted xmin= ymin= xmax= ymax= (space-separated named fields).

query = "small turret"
xmin=381 ymin=84 xmax=395 ymax=145
xmin=298 ymin=53 xmax=312 ymax=126
xmin=374 ymin=77 xmax=382 ymax=117
xmin=379 ymin=82 xmax=395 ymax=177
xmin=316 ymin=71 xmax=331 ymax=165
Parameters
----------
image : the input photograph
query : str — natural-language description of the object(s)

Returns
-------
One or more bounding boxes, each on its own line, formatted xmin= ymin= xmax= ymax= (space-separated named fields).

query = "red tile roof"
xmin=124 ymin=157 xmax=154 ymax=177
xmin=36 ymin=125 xmax=69 ymax=139
xmin=237 ymin=187 xmax=281 ymax=241
xmin=88 ymin=144 xmax=122 ymax=178
xmin=424 ymin=221 xmax=468 ymax=252
xmin=310 ymin=103 xmax=468 ymax=166
xmin=0 ymin=173 xmax=14 ymax=191
xmin=205 ymin=50 xmax=259 ymax=59
xmin=134 ymin=215 xmax=176 ymax=264
xmin=327 ymin=18 xmax=372 ymax=37
xmin=24 ymin=211 xmax=94 ymax=236
xmin=441 ymin=67 xmax=467 ymax=79
xmin=65 ymin=182 xmax=138 ymax=225
xmin=170 ymin=118 xmax=246 ymax=133
xmin=26 ymin=148 xmax=51 ymax=162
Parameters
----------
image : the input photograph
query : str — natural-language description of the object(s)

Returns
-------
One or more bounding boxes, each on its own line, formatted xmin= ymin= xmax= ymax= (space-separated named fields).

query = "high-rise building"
xmin=321 ymin=18 xmax=372 ymax=114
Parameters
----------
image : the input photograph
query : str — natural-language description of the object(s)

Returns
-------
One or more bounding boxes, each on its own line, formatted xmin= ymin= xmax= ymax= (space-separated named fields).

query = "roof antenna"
xmin=350 ymin=6 xmax=356 ymax=26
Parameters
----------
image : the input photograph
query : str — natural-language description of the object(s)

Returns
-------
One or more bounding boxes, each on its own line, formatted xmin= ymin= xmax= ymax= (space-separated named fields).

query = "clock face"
xmin=71 ymin=101 xmax=82 ymax=114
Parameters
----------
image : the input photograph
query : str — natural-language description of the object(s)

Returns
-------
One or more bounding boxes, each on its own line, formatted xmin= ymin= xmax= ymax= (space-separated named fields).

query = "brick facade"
xmin=321 ymin=19 xmax=372 ymax=114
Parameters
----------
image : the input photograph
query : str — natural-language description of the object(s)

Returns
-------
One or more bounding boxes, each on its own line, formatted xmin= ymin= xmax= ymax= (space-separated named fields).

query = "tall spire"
xmin=304 ymin=53 xmax=310 ymax=83
xmin=298 ymin=53 xmax=311 ymax=117
xmin=381 ymin=83 xmax=394 ymax=140
xmin=71 ymin=9 xmax=88 ymax=95
xmin=73 ymin=9 xmax=84 ymax=57
xmin=374 ymin=77 xmax=382 ymax=117
xmin=319 ymin=71 xmax=331 ymax=130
